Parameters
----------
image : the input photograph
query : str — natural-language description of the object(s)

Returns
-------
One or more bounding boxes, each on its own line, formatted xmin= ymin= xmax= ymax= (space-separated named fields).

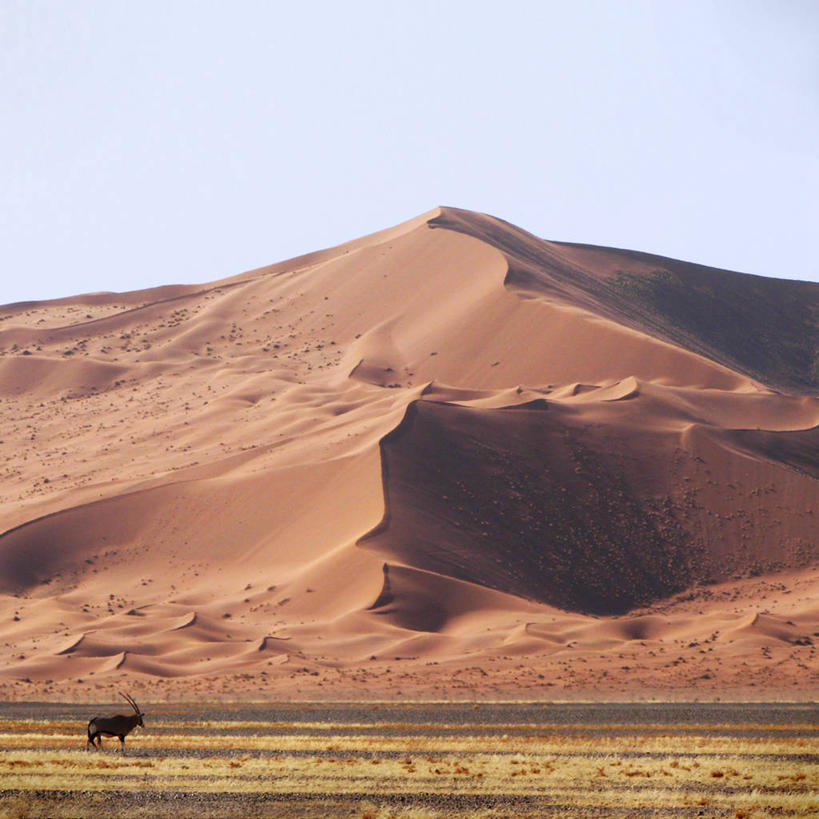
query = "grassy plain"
xmin=0 ymin=702 xmax=816 ymax=818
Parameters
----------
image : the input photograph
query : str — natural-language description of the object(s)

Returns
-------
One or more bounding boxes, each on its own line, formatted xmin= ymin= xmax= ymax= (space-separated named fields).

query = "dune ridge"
xmin=431 ymin=207 xmax=818 ymax=394
xmin=0 ymin=206 xmax=816 ymax=700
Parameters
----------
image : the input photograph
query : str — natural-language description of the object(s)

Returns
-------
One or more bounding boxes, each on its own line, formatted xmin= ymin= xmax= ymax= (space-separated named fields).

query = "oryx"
xmin=87 ymin=692 xmax=144 ymax=750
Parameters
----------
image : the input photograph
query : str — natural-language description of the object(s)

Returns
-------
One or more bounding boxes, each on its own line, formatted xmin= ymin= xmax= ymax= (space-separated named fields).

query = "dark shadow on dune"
xmin=367 ymin=562 xmax=449 ymax=632
xmin=718 ymin=425 xmax=819 ymax=479
xmin=359 ymin=400 xmax=696 ymax=616
xmin=430 ymin=207 xmax=819 ymax=394
xmin=359 ymin=397 xmax=819 ymax=616
xmin=366 ymin=561 xmax=524 ymax=632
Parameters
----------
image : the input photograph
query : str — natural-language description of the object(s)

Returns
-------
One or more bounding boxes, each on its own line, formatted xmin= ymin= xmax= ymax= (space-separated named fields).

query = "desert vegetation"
xmin=0 ymin=702 xmax=816 ymax=818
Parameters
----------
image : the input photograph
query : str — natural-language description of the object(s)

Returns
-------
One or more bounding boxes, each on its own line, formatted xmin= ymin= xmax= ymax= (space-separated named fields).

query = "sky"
xmin=2 ymin=0 xmax=818 ymax=305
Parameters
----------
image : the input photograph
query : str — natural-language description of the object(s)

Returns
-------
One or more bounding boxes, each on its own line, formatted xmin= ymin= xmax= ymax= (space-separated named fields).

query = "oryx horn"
xmin=120 ymin=691 xmax=140 ymax=714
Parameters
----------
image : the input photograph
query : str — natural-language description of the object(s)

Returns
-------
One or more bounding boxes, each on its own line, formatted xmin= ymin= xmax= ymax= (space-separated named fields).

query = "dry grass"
xmin=4 ymin=717 xmax=818 ymax=734
xmin=1 ymin=745 xmax=816 ymax=794
xmin=0 ymin=728 xmax=812 ymax=756
xmin=0 ymin=714 xmax=816 ymax=818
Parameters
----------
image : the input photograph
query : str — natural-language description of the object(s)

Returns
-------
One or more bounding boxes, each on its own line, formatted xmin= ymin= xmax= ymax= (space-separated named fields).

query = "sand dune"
xmin=0 ymin=206 xmax=816 ymax=700
xmin=362 ymin=393 xmax=817 ymax=615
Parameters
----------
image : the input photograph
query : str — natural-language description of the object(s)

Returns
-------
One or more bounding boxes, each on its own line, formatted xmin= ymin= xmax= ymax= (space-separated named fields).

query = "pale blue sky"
xmin=2 ymin=0 xmax=817 ymax=305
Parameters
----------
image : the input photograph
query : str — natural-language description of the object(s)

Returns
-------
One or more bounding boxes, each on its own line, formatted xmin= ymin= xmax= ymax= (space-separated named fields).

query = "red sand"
xmin=0 ymin=207 xmax=816 ymax=701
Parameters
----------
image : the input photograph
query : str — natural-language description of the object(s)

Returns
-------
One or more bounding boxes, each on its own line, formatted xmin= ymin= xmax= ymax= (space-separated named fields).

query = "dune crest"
xmin=0 ymin=206 xmax=817 ymax=699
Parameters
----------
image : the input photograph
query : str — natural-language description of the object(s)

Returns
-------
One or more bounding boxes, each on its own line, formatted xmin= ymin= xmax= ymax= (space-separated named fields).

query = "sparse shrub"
xmin=0 ymin=796 xmax=32 ymax=819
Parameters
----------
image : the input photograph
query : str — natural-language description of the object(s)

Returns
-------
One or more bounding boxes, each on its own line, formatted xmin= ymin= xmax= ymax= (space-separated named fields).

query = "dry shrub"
xmin=0 ymin=796 xmax=31 ymax=819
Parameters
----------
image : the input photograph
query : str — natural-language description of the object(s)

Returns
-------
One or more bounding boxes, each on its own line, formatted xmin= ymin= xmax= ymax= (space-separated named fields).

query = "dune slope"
xmin=432 ymin=207 xmax=818 ymax=393
xmin=361 ymin=390 xmax=817 ymax=615
xmin=0 ymin=206 xmax=817 ymax=700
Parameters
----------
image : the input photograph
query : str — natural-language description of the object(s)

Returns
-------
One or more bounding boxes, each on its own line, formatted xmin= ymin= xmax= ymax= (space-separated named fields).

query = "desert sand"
xmin=0 ymin=206 xmax=816 ymax=701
